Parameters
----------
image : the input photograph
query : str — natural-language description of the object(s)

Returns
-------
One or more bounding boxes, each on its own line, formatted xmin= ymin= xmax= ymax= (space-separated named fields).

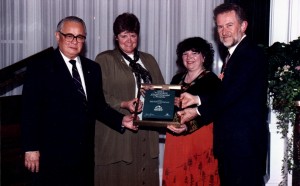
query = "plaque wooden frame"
xmin=133 ymin=84 xmax=182 ymax=127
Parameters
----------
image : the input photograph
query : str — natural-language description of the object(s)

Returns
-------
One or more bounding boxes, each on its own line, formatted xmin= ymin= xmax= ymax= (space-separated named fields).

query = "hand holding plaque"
xmin=133 ymin=84 xmax=182 ymax=127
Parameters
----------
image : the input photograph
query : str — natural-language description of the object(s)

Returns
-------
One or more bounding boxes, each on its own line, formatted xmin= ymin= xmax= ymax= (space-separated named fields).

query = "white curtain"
xmin=269 ymin=0 xmax=300 ymax=45
xmin=1 ymin=0 xmax=223 ymax=96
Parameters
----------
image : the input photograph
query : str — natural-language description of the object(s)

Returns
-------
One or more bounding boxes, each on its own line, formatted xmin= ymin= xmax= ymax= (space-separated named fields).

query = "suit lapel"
xmin=55 ymin=49 xmax=73 ymax=77
xmin=52 ymin=48 xmax=78 ymax=95
xmin=223 ymin=37 xmax=249 ymax=76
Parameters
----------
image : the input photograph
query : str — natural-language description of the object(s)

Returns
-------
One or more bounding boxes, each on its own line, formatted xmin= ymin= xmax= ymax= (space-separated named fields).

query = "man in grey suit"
xmin=21 ymin=16 xmax=137 ymax=186
xmin=178 ymin=3 xmax=269 ymax=186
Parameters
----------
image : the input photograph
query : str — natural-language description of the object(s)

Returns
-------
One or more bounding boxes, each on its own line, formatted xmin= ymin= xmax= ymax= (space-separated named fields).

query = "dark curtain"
xmin=216 ymin=0 xmax=270 ymax=61
xmin=224 ymin=0 xmax=270 ymax=46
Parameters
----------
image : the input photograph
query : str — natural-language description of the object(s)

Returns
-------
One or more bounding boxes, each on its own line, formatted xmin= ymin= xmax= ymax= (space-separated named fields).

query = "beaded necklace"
xmin=179 ymin=70 xmax=208 ymax=92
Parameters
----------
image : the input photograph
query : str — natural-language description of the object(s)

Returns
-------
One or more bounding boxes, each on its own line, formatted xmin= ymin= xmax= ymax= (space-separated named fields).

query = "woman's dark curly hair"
xmin=176 ymin=37 xmax=214 ymax=72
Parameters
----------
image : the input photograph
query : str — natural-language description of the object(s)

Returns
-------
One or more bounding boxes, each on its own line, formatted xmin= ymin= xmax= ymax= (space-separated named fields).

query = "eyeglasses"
xmin=59 ymin=31 xmax=86 ymax=43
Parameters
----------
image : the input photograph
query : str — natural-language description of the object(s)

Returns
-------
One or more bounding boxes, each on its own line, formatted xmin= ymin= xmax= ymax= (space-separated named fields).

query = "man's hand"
xmin=180 ymin=92 xmax=200 ymax=108
xmin=122 ymin=114 xmax=138 ymax=131
xmin=24 ymin=151 xmax=40 ymax=173
xmin=177 ymin=107 xmax=198 ymax=124
xmin=121 ymin=98 xmax=143 ymax=113
xmin=174 ymin=97 xmax=181 ymax=108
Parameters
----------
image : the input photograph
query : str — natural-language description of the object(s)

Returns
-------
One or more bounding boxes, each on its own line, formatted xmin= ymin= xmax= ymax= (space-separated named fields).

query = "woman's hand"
xmin=140 ymin=84 xmax=155 ymax=97
xmin=121 ymin=98 xmax=143 ymax=113
xmin=167 ymin=124 xmax=187 ymax=134
xmin=122 ymin=114 xmax=138 ymax=131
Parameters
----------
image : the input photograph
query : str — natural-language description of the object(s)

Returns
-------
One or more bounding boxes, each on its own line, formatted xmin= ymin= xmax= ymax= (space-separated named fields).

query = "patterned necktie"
xmin=221 ymin=51 xmax=230 ymax=73
xmin=119 ymin=48 xmax=152 ymax=87
xmin=219 ymin=51 xmax=230 ymax=80
xmin=69 ymin=60 xmax=87 ymax=107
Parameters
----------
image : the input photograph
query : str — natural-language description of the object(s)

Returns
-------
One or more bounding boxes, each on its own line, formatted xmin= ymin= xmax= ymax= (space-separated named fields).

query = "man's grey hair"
xmin=56 ymin=16 xmax=87 ymax=34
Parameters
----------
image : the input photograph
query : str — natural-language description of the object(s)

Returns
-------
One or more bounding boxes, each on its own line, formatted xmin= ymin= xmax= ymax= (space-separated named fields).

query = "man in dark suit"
xmin=178 ymin=3 xmax=269 ymax=186
xmin=21 ymin=16 xmax=137 ymax=186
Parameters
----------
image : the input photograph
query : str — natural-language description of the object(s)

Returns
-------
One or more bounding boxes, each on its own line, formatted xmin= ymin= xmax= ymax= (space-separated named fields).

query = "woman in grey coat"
xmin=94 ymin=13 xmax=165 ymax=186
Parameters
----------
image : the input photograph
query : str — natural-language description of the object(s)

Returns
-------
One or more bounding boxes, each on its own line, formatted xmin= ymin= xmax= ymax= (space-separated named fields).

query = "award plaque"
xmin=133 ymin=84 xmax=182 ymax=127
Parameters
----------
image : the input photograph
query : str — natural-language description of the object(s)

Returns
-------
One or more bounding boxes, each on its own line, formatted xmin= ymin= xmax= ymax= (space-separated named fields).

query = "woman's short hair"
xmin=113 ymin=13 xmax=140 ymax=36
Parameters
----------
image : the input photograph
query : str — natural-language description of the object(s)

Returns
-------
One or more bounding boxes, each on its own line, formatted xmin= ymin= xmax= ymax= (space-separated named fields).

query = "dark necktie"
xmin=219 ymin=51 xmax=230 ymax=80
xmin=69 ymin=60 xmax=87 ymax=106
xmin=221 ymin=51 xmax=230 ymax=73
xmin=119 ymin=48 xmax=152 ymax=87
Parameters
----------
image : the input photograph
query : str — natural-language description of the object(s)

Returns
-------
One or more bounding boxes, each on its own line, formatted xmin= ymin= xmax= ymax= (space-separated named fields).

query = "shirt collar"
xmin=59 ymin=50 xmax=80 ymax=64
xmin=228 ymin=35 xmax=246 ymax=55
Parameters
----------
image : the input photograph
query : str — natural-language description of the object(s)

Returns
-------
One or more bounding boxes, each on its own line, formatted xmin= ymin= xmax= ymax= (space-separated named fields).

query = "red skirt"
xmin=162 ymin=123 xmax=220 ymax=186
